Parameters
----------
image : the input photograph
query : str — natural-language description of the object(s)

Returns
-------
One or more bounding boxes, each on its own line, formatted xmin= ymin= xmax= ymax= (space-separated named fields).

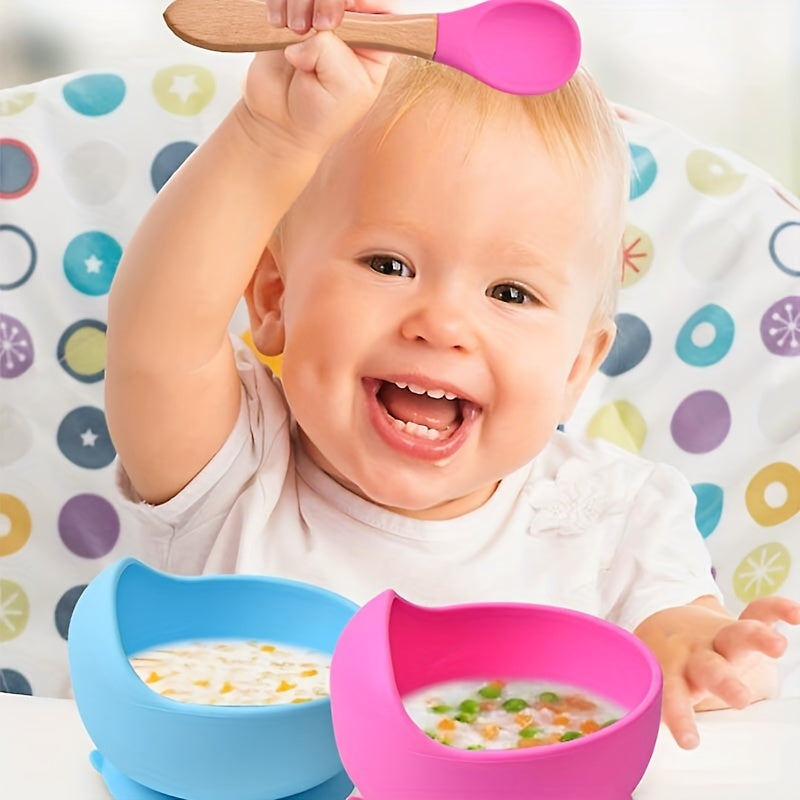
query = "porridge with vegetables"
xmin=404 ymin=679 xmax=624 ymax=750
xmin=129 ymin=640 xmax=331 ymax=705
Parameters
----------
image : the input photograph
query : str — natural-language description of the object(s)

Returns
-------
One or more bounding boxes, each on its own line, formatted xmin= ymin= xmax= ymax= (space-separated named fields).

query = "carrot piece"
xmin=552 ymin=714 xmax=570 ymax=726
xmin=515 ymin=712 xmax=533 ymax=727
xmin=482 ymin=724 xmax=500 ymax=741
xmin=276 ymin=680 xmax=296 ymax=692
xmin=580 ymin=719 xmax=601 ymax=734
xmin=437 ymin=718 xmax=457 ymax=731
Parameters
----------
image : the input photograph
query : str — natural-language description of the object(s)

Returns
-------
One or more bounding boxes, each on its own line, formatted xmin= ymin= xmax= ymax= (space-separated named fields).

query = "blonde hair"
xmin=279 ymin=57 xmax=629 ymax=322
xmin=370 ymin=57 xmax=630 ymax=322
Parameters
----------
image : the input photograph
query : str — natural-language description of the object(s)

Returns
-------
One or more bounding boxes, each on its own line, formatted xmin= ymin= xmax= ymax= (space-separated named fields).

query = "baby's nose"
xmin=399 ymin=300 xmax=479 ymax=351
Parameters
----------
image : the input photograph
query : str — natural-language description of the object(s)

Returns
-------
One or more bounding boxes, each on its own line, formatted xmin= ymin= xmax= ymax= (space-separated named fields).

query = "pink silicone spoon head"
xmin=435 ymin=0 xmax=581 ymax=94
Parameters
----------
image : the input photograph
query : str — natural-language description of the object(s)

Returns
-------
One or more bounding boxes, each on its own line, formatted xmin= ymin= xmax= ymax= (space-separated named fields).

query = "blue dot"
xmin=0 ymin=139 xmax=37 ymax=197
xmin=63 ymin=231 xmax=121 ymax=296
xmin=600 ymin=313 xmax=652 ymax=376
xmin=56 ymin=406 xmax=116 ymax=469
xmin=675 ymin=304 xmax=735 ymax=367
xmin=55 ymin=585 xmax=87 ymax=640
xmin=62 ymin=73 xmax=126 ymax=116
xmin=692 ymin=483 xmax=724 ymax=538
xmin=0 ymin=668 xmax=32 ymax=695
xmin=769 ymin=220 xmax=800 ymax=277
xmin=151 ymin=141 xmax=197 ymax=192
xmin=628 ymin=143 xmax=658 ymax=200
xmin=0 ymin=224 xmax=36 ymax=290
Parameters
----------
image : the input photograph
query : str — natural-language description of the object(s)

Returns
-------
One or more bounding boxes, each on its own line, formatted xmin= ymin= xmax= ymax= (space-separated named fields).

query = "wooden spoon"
xmin=163 ymin=0 xmax=581 ymax=95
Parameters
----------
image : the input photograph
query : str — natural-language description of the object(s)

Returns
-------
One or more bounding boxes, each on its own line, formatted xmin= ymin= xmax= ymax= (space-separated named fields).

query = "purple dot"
xmin=670 ymin=390 xmax=731 ymax=453
xmin=0 ymin=313 xmax=34 ymax=378
xmin=760 ymin=296 xmax=800 ymax=356
xmin=58 ymin=494 xmax=120 ymax=558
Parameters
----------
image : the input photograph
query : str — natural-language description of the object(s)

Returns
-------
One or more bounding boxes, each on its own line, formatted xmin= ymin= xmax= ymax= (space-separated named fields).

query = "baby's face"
xmin=263 ymin=95 xmax=613 ymax=519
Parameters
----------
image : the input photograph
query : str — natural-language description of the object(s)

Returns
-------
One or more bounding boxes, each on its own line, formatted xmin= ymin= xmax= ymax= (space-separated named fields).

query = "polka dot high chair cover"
xmin=1 ymin=55 xmax=799 ymax=698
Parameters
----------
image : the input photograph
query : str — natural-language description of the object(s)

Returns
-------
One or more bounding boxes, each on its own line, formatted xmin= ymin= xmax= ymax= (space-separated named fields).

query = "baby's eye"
xmin=364 ymin=255 xmax=413 ymax=278
xmin=487 ymin=283 xmax=533 ymax=305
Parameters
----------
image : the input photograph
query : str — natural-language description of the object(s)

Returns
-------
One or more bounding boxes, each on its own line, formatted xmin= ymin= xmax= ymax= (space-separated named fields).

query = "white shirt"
xmin=119 ymin=342 xmax=721 ymax=632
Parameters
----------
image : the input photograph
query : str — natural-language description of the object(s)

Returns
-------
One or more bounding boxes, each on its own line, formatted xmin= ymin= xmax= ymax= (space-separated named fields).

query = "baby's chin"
xmin=295 ymin=425 xmax=499 ymax=520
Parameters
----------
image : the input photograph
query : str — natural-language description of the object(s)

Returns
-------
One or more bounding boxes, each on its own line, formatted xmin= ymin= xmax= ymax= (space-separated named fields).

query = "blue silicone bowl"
xmin=67 ymin=558 xmax=358 ymax=800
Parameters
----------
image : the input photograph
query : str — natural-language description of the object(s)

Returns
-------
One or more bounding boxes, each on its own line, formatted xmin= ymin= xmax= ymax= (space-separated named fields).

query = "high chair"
xmin=1 ymin=50 xmax=798 ymax=699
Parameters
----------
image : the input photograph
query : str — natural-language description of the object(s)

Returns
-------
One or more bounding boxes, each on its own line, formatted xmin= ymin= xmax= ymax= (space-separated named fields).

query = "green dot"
xmin=560 ymin=731 xmax=583 ymax=742
xmin=477 ymin=683 xmax=503 ymax=699
xmin=502 ymin=698 xmax=528 ymax=712
xmin=538 ymin=691 xmax=561 ymax=703
xmin=0 ymin=579 xmax=30 ymax=642
xmin=519 ymin=726 xmax=541 ymax=739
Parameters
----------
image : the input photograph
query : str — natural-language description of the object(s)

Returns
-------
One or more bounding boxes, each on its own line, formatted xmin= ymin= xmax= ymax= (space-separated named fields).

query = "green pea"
xmin=459 ymin=699 xmax=480 ymax=714
xmin=537 ymin=691 xmax=561 ymax=703
xmin=502 ymin=697 xmax=528 ymax=712
xmin=425 ymin=730 xmax=439 ymax=740
xmin=455 ymin=711 xmax=477 ymax=724
xmin=478 ymin=683 xmax=503 ymax=699
xmin=519 ymin=726 xmax=542 ymax=739
xmin=430 ymin=704 xmax=451 ymax=714
xmin=466 ymin=745 xmax=485 ymax=750
xmin=601 ymin=718 xmax=618 ymax=728
xmin=560 ymin=731 xmax=583 ymax=742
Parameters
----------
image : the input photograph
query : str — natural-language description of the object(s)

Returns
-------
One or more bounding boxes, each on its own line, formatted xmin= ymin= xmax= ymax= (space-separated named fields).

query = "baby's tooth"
xmin=395 ymin=381 xmax=408 ymax=389
xmin=444 ymin=392 xmax=457 ymax=400
xmin=407 ymin=384 xmax=426 ymax=395
xmin=426 ymin=388 xmax=446 ymax=399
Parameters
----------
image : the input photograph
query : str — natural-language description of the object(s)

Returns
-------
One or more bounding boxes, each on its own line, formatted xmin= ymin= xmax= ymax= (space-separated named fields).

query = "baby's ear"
xmin=560 ymin=318 xmax=616 ymax=422
xmin=244 ymin=246 xmax=285 ymax=356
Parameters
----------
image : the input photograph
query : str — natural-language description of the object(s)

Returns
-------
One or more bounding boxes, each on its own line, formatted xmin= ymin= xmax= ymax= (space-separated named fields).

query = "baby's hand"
xmin=265 ymin=0 xmax=346 ymax=33
xmin=635 ymin=595 xmax=800 ymax=749
xmin=265 ymin=0 xmax=397 ymax=33
xmin=239 ymin=0 xmax=394 ymax=159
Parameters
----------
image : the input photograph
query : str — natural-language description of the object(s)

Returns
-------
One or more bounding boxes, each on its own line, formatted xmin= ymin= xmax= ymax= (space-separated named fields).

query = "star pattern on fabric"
xmin=84 ymin=254 xmax=103 ymax=274
xmin=80 ymin=428 xmax=99 ymax=447
xmin=169 ymin=74 xmax=201 ymax=104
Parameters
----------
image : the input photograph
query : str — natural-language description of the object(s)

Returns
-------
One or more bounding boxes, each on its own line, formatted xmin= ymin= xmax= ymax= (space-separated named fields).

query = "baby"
xmin=105 ymin=0 xmax=799 ymax=752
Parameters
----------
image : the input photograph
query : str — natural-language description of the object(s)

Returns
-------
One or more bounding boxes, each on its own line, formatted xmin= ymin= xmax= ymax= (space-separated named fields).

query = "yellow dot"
xmin=240 ymin=329 xmax=282 ymax=377
xmin=745 ymin=462 xmax=800 ymax=526
xmin=0 ymin=579 xmax=30 ymax=642
xmin=0 ymin=91 xmax=36 ymax=116
xmin=152 ymin=65 xmax=216 ymax=116
xmin=586 ymin=401 xmax=647 ymax=453
xmin=0 ymin=493 xmax=32 ymax=556
xmin=621 ymin=224 xmax=654 ymax=288
xmin=63 ymin=325 xmax=107 ymax=377
xmin=686 ymin=149 xmax=747 ymax=196
xmin=732 ymin=542 xmax=791 ymax=603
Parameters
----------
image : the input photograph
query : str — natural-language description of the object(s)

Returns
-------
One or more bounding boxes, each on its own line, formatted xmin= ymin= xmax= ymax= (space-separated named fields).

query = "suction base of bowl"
xmin=89 ymin=750 xmax=355 ymax=800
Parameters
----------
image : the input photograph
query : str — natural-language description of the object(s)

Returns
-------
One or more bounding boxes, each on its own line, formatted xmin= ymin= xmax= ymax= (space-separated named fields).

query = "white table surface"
xmin=1 ymin=693 xmax=798 ymax=799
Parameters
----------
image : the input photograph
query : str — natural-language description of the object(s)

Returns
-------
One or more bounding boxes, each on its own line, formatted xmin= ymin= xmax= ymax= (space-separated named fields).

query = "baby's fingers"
xmin=661 ymin=676 xmax=699 ymax=750
xmin=739 ymin=596 xmax=800 ymax=626
xmin=714 ymin=618 xmax=787 ymax=662
xmin=685 ymin=647 xmax=750 ymax=709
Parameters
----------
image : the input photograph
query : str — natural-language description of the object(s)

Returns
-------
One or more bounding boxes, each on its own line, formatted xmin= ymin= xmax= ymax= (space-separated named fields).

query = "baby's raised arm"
xmin=105 ymin=3 xmax=391 ymax=503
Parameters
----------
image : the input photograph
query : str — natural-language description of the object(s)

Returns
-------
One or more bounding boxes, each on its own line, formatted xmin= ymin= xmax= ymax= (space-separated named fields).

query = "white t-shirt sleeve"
xmin=115 ymin=340 xmax=290 ymax=574
xmin=601 ymin=461 xmax=724 ymax=632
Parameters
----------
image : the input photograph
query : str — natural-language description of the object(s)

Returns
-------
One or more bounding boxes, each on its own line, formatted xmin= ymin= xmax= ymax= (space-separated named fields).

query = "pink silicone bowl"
xmin=330 ymin=590 xmax=662 ymax=800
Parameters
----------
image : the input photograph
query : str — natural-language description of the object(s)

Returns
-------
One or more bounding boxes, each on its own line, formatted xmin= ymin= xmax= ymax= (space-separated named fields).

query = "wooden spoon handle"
xmin=164 ymin=0 xmax=437 ymax=58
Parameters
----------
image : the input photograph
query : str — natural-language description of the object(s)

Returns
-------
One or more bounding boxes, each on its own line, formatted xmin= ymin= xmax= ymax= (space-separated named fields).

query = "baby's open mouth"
xmin=374 ymin=380 xmax=475 ymax=441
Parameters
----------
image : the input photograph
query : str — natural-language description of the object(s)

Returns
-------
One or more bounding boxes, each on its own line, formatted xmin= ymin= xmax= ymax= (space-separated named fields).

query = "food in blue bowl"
xmin=68 ymin=558 xmax=357 ymax=800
